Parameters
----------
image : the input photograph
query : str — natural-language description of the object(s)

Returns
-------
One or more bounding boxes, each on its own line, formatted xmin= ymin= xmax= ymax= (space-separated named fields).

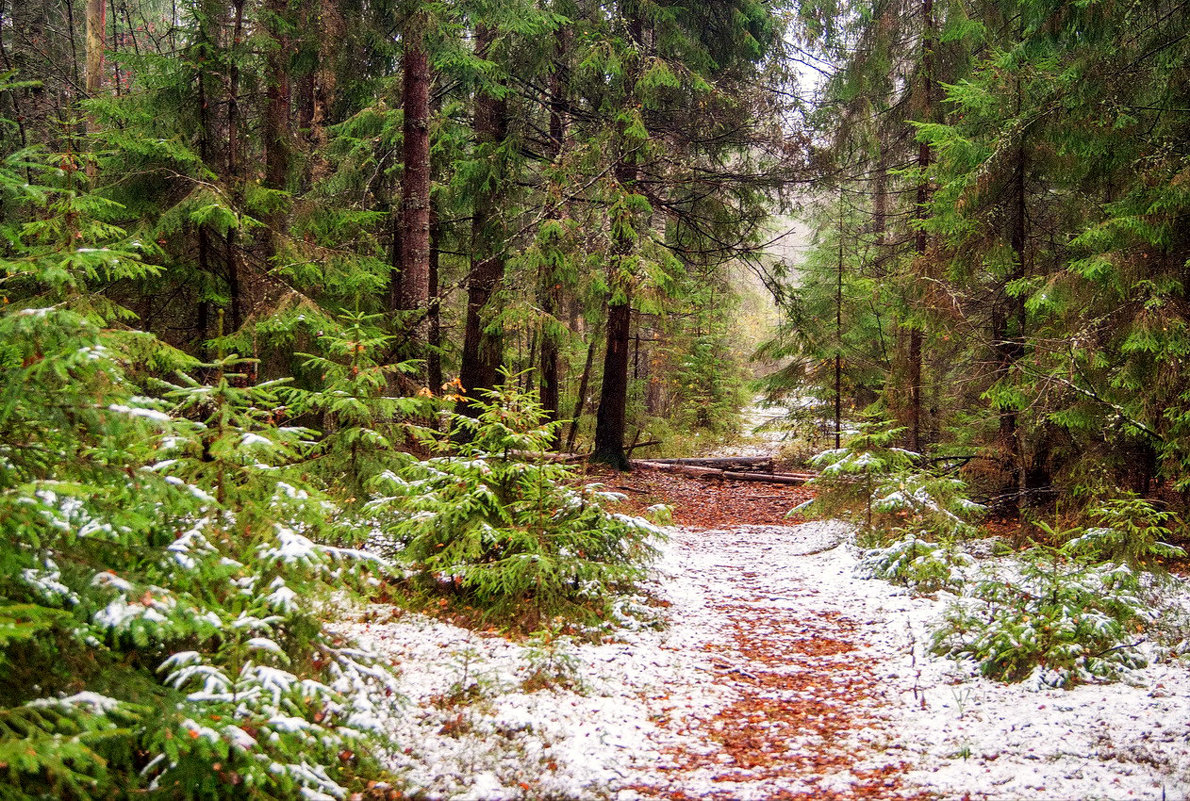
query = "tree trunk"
xmin=296 ymin=0 xmax=316 ymax=138
xmin=398 ymin=15 xmax=431 ymax=355
xmin=457 ymin=23 xmax=507 ymax=414
xmin=835 ymin=189 xmax=844 ymax=449
xmin=539 ymin=23 xmax=570 ymax=446
xmin=540 ymin=276 xmax=563 ymax=446
xmin=195 ymin=0 xmax=222 ymax=351
xmin=264 ymin=0 xmax=290 ymax=195
xmin=565 ymin=322 xmax=601 ymax=453
xmin=427 ymin=208 xmax=443 ymax=393
xmin=225 ymin=0 xmax=246 ymax=333
xmin=593 ymin=298 xmax=632 ymax=469
xmin=84 ymin=0 xmax=104 ymax=179
xmin=872 ymin=150 xmax=887 ymax=241
xmin=591 ymin=12 xmax=643 ymax=470
xmin=0 ymin=0 xmax=31 ymax=166
xmin=907 ymin=0 xmax=934 ymax=453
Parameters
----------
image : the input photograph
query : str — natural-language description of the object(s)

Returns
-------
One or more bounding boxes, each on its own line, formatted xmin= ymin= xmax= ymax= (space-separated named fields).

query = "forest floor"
xmin=337 ymin=423 xmax=1190 ymax=801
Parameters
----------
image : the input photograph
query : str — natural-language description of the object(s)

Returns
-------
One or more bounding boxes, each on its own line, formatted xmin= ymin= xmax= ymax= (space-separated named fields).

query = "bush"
xmin=0 ymin=308 xmax=394 ymax=799
xmin=929 ymin=546 xmax=1151 ymax=687
xmin=858 ymin=535 xmax=973 ymax=594
xmin=1062 ymin=494 xmax=1186 ymax=568
xmin=798 ymin=422 xmax=984 ymax=543
xmin=367 ymin=374 xmax=664 ymax=626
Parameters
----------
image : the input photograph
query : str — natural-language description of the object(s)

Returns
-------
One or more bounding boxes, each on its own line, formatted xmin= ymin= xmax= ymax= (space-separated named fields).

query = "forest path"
xmin=604 ymin=413 xmax=925 ymax=799
xmin=615 ymin=522 xmax=923 ymax=801
xmin=605 ymin=413 xmax=1188 ymax=801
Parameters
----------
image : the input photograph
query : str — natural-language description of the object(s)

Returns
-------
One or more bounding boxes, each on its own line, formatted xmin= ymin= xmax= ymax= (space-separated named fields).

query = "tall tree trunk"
xmin=108 ymin=0 xmax=121 ymax=96
xmin=427 ymin=208 xmax=443 ymax=393
xmin=539 ymin=23 xmax=570 ymax=446
xmin=872 ymin=151 xmax=887 ymax=241
xmin=539 ymin=270 xmax=563 ymax=446
xmin=195 ymin=0 xmax=222 ymax=353
xmin=295 ymin=0 xmax=316 ymax=145
xmin=83 ymin=0 xmax=104 ymax=180
xmin=593 ymin=290 xmax=632 ymax=469
xmin=591 ymin=10 xmax=644 ymax=470
xmin=566 ymin=321 xmax=601 ymax=453
xmin=398 ymin=12 xmax=431 ymax=357
xmin=592 ymin=159 xmax=638 ymax=470
xmin=225 ymin=0 xmax=245 ymax=333
xmin=835 ymin=190 xmax=844 ymax=450
xmin=458 ymin=23 xmax=507 ymax=413
xmin=907 ymin=0 xmax=934 ymax=453
xmin=261 ymin=0 xmax=291 ymax=272
xmin=0 ymin=1 xmax=31 ymax=166
xmin=263 ymin=0 xmax=290 ymax=199
xmin=1003 ymin=67 xmax=1029 ymax=512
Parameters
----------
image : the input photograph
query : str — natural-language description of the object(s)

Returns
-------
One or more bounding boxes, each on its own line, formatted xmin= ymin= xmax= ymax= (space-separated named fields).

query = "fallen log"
xmin=509 ymin=450 xmax=586 ymax=463
xmin=644 ymin=456 xmax=774 ymax=472
xmin=632 ymin=460 xmax=815 ymax=486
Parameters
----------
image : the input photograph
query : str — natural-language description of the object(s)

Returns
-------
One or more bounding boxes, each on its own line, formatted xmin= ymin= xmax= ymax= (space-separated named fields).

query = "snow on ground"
xmin=335 ymin=522 xmax=1190 ymax=800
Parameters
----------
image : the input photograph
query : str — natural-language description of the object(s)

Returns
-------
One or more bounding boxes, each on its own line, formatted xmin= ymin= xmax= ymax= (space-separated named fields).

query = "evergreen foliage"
xmin=798 ymin=423 xmax=985 ymax=541
xmin=368 ymin=374 xmax=664 ymax=626
xmin=778 ymin=0 xmax=1190 ymax=527
xmin=1062 ymin=495 xmax=1187 ymax=569
xmin=0 ymin=115 xmax=392 ymax=798
xmin=859 ymin=535 xmax=973 ymax=594
xmin=930 ymin=547 xmax=1151 ymax=687
xmin=284 ymin=310 xmax=426 ymax=499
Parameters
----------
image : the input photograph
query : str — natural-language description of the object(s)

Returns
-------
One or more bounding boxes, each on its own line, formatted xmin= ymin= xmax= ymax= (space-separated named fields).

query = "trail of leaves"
xmin=596 ymin=464 xmax=924 ymax=800
xmin=629 ymin=541 xmax=922 ymax=799
xmin=592 ymin=465 xmax=813 ymax=529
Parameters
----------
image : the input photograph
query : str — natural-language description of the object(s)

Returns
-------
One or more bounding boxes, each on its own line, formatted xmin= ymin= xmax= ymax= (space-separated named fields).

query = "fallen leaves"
xmin=589 ymin=464 xmax=814 ymax=529
xmin=624 ymin=529 xmax=926 ymax=801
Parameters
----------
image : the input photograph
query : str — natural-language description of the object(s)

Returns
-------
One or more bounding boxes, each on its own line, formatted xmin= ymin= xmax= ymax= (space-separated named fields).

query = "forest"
xmin=2 ymin=0 xmax=1189 ymax=798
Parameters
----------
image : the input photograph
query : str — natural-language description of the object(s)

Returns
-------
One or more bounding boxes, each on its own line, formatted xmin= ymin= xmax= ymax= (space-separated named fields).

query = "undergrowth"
xmin=367 ymin=373 xmax=666 ymax=629
xmin=802 ymin=429 xmax=1188 ymax=687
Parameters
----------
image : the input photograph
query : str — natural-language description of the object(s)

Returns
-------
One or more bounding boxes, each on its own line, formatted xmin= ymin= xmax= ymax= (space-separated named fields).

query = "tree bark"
xmin=427 ymin=208 xmax=443 ymax=393
xmin=591 ymin=11 xmax=644 ymax=471
xmin=398 ymin=14 xmax=431 ymax=354
xmin=84 ymin=0 xmax=104 ymax=179
xmin=225 ymin=0 xmax=246 ymax=333
xmin=263 ymin=0 xmax=290 ymax=195
xmin=195 ymin=0 xmax=222 ymax=351
xmin=592 ymin=293 xmax=632 ymax=470
xmin=539 ymin=23 xmax=570 ymax=446
xmin=835 ymin=189 xmax=844 ymax=449
xmin=565 ymin=322 xmax=601 ymax=453
xmin=907 ymin=0 xmax=934 ymax=453
xmin=458 ymin=23 xmax=507 ymax=414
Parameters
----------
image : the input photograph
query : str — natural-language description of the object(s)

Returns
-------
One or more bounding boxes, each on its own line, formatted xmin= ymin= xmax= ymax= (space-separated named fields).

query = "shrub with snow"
xmin=929 ymin=545 xmax=1153 ymax=687
xmin=0 ymin=299 xmax=393 ymax=797
xmin=367 ymin=373 xmax=664 ymax=627
xmin=797 ymin=422 xmax=984 ymax=543
xmin=858 ymin=535 xmax=974 ymax=594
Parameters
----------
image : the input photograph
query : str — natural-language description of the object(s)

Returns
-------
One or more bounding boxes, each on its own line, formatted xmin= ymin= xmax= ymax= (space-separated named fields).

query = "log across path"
xmin=638 ymin=456 xmax=776 ymax=471
xmin=632 ymin=459 xmax=815 ymax=486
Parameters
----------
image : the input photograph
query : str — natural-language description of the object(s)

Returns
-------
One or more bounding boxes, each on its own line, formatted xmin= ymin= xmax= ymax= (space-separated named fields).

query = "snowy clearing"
xmin=336 ymin=521 xmax=1190 ymax=800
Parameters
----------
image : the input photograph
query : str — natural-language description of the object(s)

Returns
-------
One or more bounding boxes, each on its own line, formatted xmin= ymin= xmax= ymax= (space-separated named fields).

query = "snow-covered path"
xmin=337 ymin=519 xmax=1190 ymax=800
xmin=614 ymin=522 xmax=918 ymax=800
